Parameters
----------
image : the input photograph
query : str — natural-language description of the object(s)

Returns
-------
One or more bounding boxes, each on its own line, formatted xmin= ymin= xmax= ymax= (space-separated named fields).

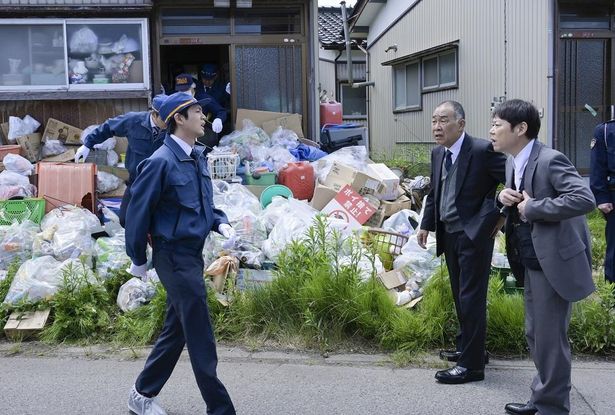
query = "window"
xmin=340 ymin=84 xmax=366 ymax=117
xmin=0 ymin=18 xmax=149 ymax=93
xmin=393 ymin=61 xmax=420 ymax=111
xmin=391 ymin=47 xmax=458 ymax=112
xmin=422 ymin=50 xmax=457 ymax=90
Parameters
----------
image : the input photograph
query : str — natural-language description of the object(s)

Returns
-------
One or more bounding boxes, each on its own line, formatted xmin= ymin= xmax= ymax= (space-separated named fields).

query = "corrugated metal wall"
xmin=0 ymin=99 xmax=148 ymax=130
xmin=318 ymin=58 xmax=337 ymax=100
xmin=368 ymin=0 xmax=549 ymax=157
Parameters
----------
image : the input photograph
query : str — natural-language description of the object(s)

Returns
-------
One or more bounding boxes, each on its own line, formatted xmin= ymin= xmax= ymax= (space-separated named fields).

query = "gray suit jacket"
xmin=505 ymin=141 xmax=596 ymax=302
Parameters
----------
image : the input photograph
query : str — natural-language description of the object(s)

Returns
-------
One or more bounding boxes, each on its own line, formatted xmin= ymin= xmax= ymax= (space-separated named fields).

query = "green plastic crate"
xmin=0 ymin=198 xmax=46 ymax=225
xmin=244 ymin=172 xmax=276 ymax=186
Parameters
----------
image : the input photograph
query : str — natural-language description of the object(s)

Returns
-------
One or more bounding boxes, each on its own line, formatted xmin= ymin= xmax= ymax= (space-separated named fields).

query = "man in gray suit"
xmin=491 ymin=99 xmax=595 ymax=415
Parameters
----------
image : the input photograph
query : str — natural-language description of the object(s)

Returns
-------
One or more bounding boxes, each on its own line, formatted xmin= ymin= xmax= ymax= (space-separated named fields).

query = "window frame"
xmin=392 ymin=59 xmax=422 ymax=113
xmin=421 ymin=49 xmax=458 ymax=92
xmin=0 ymin=17 xmax=150 ymax=93
xmin=339 ymin=82 xmax=367 ymax=119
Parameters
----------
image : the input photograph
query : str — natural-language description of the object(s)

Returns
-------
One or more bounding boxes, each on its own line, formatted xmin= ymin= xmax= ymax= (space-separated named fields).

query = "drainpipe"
xmin=341 ymin=1 xmax=375 ymax=88
xmin=546 ymin=0 xmax=555 ymax=148
xmin=341 ymin=1 xmax=353 ymax=85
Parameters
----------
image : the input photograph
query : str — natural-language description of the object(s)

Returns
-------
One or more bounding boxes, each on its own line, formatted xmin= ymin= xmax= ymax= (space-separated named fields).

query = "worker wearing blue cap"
xmin=195 ymin=63 xmax=231 ymax=147
xmin=195 ymin=63 xmax=230 ymax=109
xmin=75 ymin=93 xmax=168 ymax=226
xmin=174 ymin=73 xmax=197 ymax=96
xmin=125 ymin=92 xmax=236 ymax=415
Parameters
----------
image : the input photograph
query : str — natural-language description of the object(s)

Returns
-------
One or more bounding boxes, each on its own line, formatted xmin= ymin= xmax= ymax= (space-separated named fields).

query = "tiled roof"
xmin=318 ymin=6 xmax=347 ymax=49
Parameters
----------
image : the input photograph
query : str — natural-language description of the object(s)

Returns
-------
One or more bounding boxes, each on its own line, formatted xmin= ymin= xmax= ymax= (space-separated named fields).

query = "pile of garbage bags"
xmin=0 ymin=154 xmax=36 ymax=200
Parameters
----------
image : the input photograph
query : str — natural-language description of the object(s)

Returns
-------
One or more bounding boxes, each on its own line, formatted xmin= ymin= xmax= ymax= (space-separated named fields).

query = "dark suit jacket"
xmin=420 ymin=134 xmax=507 ymax=256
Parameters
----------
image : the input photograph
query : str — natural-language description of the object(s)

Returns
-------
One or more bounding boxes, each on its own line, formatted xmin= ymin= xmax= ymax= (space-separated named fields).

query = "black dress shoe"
xmin=504 ymin=402 xmax=537 ymax=414
xmin=438 ymin=350 xmax=490 ymax=364
xmin=434 ymin=366 xmax=484 ymax=384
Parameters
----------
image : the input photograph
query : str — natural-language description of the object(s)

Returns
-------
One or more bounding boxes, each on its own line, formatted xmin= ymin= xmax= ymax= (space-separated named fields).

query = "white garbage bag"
xmin=3 ymin=153 xmax=34 ymax=176
xmin=97 ymin=171 xmax=123 ymax=194
xmin=117 ymin=277 xmax=156 ymax=312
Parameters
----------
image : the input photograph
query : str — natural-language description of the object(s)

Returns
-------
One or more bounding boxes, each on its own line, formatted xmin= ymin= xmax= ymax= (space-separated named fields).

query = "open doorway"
xmin=159 ymin=44 xmax=232 ymax=144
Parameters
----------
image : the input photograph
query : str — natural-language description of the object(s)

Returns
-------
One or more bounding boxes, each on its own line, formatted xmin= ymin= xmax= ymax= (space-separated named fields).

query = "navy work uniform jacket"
xmin=84 ymin=111 xmax=164 ymax=185
xmin=195 ymin=81 xmax=229 ymax=111
xmin=590 ymin=119 xmax=615 ymax=282
xmin=125 ymin=135 xmax=228 ymax=266
xmin=590 ymin=120 xmax=615 ymax=206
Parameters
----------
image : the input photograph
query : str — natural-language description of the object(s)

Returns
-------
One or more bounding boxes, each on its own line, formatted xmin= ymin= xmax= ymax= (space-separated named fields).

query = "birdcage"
xmin=207 ymin=152 xmax=240 ymax=180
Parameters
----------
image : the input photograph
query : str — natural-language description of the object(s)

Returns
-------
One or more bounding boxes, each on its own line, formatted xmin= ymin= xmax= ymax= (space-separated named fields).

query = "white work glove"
xmin=212 ymin=118 xmax=223 ymax=134
xmin=225 ymin=82 xmax=231 ymax=95
xmin=74 ymin=145 xmax=90 ymax=163
xmin=126 ymin=262 xmax=147 ymax=279
xmin=218 ymin=223 xmax=236 ymax=239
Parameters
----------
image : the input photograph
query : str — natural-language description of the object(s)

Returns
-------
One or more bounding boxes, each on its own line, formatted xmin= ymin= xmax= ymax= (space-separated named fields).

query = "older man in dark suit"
xmin=493 ymin=99 xmax=595 ymax=415
xmin=417 ymin=100 xmax=507 ymax=384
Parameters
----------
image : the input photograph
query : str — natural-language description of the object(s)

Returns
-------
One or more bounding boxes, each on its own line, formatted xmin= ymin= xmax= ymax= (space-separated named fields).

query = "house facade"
xmin=318 ymin=6 xmax=367 ymax=125
xmin=350 ymin=0 xmax=614 ymax=172
xmin=0 ymin=0 xmax=321 ymax=139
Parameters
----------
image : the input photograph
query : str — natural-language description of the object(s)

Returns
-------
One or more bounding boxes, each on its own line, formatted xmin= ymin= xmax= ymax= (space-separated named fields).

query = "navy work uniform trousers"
xmin=604 ymin=195 xmax=615 ymax=283
xmin=135 ymin=238 xmax=235 ymax=415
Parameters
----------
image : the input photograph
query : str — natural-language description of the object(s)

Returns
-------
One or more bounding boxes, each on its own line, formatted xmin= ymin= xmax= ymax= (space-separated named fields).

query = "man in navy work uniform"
xmin=590 ymin=117 xmax=615 ymax=284
xmin=75 ymin=94 xmax=168 ymax=227
xmin=125 ymin=92 xmax=236 ymax=415
xmin=174 ymin=73 xmax=197 ymax=96
xmin=195 ymin=63 xmax=230 ymax=110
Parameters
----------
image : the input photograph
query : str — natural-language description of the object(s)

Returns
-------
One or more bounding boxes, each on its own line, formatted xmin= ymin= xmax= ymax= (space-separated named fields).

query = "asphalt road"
xmin=0 ymin=344 xmax=612 ymax=415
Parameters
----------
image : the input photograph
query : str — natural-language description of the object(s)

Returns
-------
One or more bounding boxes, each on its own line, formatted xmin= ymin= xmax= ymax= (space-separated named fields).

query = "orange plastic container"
xmin=320 ymin=101 xmax=343 ymax=126
xmin=278 ymin=162 xmax=315 ymax=201
xmin=36 ymin=162 xmax=97 ymax=213
xmin=0 ymin=145 xmax=22 ymax=161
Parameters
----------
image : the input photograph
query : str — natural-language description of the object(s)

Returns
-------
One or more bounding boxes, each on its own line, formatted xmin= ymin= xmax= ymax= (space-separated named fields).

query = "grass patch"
xmin=0 ymin=211 xmax=612 ymax=360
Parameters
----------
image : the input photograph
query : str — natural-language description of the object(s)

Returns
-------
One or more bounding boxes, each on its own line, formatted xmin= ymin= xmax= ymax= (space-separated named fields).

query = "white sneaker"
xmin=128 ymin=385 xmax=168 ymax=415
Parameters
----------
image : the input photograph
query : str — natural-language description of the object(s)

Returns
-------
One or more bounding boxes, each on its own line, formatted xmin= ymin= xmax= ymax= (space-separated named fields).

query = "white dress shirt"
xmin=170 ymin=134 xmax=193 ymax=156
xmin=513 ymin=139 xmax=535 ymax=190
xmin=445 ymin=132 xmax=466 ymax=165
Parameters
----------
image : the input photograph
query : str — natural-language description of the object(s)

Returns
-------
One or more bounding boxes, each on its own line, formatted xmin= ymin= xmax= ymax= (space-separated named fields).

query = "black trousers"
xmin=135 ymin=239 xmax=235 ymax=415
xmin=443 ymin=230 xmax=493 ymax=370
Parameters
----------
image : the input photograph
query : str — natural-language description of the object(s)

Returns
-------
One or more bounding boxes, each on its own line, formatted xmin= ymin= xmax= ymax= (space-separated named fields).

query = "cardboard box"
xmin=321 ymin=185 xmax=377 ymax=230
xmin=310 ymin=182 xmax=337 ymax=210
xmin=42 ymin=118 xmax=83 ymax=145
xmin=42 ymin=148 xmax=76 ymax=163
xmin=236 ymin=109 xmax=304 ymax=138
xmin=98 ymin=165 xmax=129 ymax=182
xmin=262 ymin=114 xmax=304 ymax=138
xmin=4 ymin=309 xmax=51 ymax=340
xmin=366 ymin=163 xmax=401 ymax=201
xmin=323 ymin=162 xmax=384 ymax=197
xmin=0 ymin=122 xmax=8 ymax=145
xmin=378 ymin=269 xmax=409 ymax=290
xmin=16 ymin=133 xmax=42 ymax=162
xmin=100 ymin=181 xmax=127 ymax=198
xmin=381 ymin=194 xmax=412 ymax=218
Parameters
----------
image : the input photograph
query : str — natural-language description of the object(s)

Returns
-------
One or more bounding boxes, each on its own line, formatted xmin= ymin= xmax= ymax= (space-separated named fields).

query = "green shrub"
xmin=113 ymin=282 xmax=167 ymax=346
xmin=486 ymin=277 xmax=526 ymax=355
xmin=569 ymin=279 xmax=615 ymax=354
xmin=41 ymin=261 xmax=113 ymax=343
xmin=587 ymin=209 xmax=607 ymax=271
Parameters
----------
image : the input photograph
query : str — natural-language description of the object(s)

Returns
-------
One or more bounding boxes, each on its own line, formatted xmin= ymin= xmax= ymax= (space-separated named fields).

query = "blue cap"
xmin=159 ymin=92 xmax=206 ymax=125
xmin=151 ymin=94 xmax=168 ymax=113
xmin=200 ymin=63 xmax=218 ymax=79
xmin=175 ymin=73 xmax=196 ymax=92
